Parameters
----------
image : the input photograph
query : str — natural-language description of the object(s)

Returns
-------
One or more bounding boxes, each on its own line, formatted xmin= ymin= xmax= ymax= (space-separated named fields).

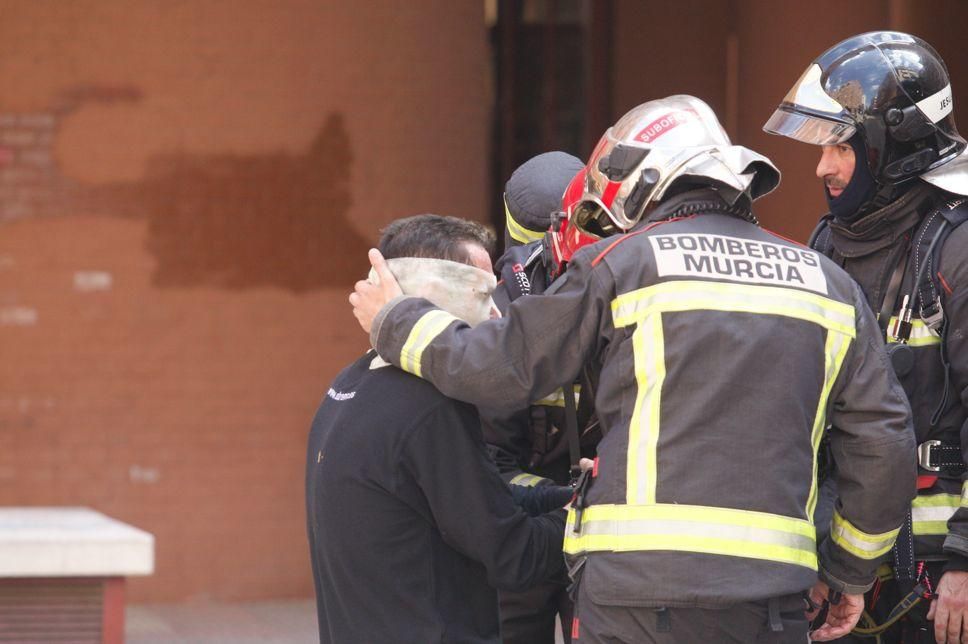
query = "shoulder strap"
xmin=904 ymin=197 xmax=968 ymax=426
xmin=495 ymin=241 xmax=545 ymax=302
xmin=562 ymin=383 xmax=582 ymax=485
xmin=808 ymin=216 xmax=835 ymax=257
xmin=910 ymin=198 xmax=968 ymax=329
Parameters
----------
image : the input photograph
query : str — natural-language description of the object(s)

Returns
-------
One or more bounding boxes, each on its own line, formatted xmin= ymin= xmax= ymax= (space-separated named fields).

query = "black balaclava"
xmin=826 ymin=134 xmax=878 ymax=223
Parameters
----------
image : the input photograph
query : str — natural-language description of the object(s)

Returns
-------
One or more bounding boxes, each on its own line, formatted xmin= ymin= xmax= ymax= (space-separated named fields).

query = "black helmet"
xmin=764 ymin=31 xmax=965 ymax=186
xmin=503 ymin=151 xmax=584 ymax=249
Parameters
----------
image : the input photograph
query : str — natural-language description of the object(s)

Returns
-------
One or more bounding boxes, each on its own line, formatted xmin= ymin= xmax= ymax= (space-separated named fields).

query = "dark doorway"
xmin=488 ymin=0 xmax=612 ymax=240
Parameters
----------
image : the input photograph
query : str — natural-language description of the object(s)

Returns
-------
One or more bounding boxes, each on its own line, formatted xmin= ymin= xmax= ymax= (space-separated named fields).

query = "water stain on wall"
xmin=0 ymin=87 xmax=367 ymax=290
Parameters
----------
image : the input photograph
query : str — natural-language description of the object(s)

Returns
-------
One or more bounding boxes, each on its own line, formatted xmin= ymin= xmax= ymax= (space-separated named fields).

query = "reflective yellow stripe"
xmin=399 ymin=310 xmax=459 ymax=378
xmin=563 ymin=503 xmax=817 ymax=569
xmin=504 ymin=198 xmax=545 ymax=244
xmin=626 ymin=313 xmax=664 ymax=505
xmin=912 ymin=493 xmax=961 ymax=535
xmin=613 ymin=280 xmax=855 ymax=509
xmin=963 ymin=481 xmax=968 ymax=508
xmin=886 ymin=317 xmax=941 ymax=347
xmin=806 ymin=329 xmax=852 ymax=519
xmin=830 ymin=509 xmax=899 ymax=559
xmin=509 ymin=473 xmax=547 ymax=487
xmin=612 ymin=280 xmax=856 ymax=337
xmin=533 ymin=386 xmax=581 ymax=408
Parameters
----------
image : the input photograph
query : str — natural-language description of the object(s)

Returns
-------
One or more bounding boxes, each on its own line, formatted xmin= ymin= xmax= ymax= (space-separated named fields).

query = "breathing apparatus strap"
xmin=878 ymin=243 xmax=910 ymax=338
xmin=851 ymin=583 xmax=933 ymax=638
xmin=563 ymin=383 xmax=582 ymax=486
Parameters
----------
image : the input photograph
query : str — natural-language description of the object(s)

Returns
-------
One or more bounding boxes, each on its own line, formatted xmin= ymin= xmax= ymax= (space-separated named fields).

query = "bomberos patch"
xmin=648 ymin=233 xmax=827 ymax=294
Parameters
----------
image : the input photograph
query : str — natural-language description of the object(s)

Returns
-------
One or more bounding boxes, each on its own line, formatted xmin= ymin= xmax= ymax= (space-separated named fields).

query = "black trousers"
xmin=499 ymin=580 xmax=573 ymax=644
xmin=573 ymin=581 xmax=809 ymax=644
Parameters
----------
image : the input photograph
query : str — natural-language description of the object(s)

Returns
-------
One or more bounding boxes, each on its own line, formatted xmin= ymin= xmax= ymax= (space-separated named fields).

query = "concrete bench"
xmin=0 ymin=507 xmax=154 ymax=643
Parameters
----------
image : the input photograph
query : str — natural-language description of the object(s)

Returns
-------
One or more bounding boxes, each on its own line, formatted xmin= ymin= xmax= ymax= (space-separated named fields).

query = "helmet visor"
xmin=763 ymin=109 xmax=855 ymax=146
xmin=571 ymin=197 xmax=621 ymax=239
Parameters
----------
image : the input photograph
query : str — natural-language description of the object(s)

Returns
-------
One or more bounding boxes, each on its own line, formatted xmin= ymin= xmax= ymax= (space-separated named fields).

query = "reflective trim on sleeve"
xmin=612 ymin=281 xmax=856 ymax=337
xmin=830 ymin=509 xmax=900 ymax=560
xmin=399 ymin=309 xmax=459 ymax=378
xmin=885 ymin=318 xmax=941 ymax=347
xmin=806 ymin=329 xmax=852 ymax=519
xmin=564 ymin=503 xmax=817 ymax=569
xmin=509 ymin=473 xmax=548 ymax=487
xmin=626 ymin=313 xmax=664 ymax=505
xmin=533 ymin=386 xmax=581 ymax=408
xmin=912 ymin=493 xmax=961 ymax=536
xmin=963 ymin=481 xmax=968 ymax=508
xmin=505 ymin=199 xmax=545 ymax=244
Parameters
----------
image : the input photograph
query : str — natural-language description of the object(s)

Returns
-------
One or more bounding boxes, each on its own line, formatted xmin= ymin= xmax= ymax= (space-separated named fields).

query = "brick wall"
xmin=0 ymin=0 xmax=488 ymax=602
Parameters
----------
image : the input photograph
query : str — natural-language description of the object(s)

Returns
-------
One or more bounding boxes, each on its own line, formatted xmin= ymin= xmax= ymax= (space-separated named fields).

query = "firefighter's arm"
xmin=940 ymin=281 xmax=968 ymax=561
xmin=365 ymin=248 xmax=612 ymax=412
xmin=821 ymin=283 xmax=916 ymax=594
xmin=932 ymin=261 xmax=968 ymax=644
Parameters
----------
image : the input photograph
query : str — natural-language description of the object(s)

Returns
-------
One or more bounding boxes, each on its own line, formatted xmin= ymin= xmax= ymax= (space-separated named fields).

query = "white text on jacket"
xmin=649 ymin=233 xmax=828 ymax=294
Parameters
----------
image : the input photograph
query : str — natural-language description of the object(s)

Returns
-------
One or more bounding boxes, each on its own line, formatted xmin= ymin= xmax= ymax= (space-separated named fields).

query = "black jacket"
xmin=306 ymin=351 xmax=566 ymax=644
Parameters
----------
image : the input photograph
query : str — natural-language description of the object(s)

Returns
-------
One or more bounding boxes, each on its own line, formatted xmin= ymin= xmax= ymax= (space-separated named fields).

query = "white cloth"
xmin=368 ymin=257 xmax=498 ymax=327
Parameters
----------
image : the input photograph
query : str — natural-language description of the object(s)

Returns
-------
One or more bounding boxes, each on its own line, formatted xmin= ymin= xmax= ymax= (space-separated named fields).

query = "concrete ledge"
xmin=0 ymin=507 xmax=154 ymax=577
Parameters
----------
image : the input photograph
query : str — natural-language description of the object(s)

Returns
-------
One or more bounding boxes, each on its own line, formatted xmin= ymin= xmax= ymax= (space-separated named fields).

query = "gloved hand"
xmin=509 ymin=483 xmax=574 ymax=516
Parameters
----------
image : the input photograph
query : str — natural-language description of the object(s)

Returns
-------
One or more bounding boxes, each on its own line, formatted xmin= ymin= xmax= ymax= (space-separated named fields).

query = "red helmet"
xmin=548 ymin=166 xmax=600 ymax=277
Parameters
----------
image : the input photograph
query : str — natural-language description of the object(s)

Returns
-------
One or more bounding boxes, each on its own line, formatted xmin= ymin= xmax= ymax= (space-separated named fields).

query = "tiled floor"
xmin=126 ymin=599 xmax=318 ymax=643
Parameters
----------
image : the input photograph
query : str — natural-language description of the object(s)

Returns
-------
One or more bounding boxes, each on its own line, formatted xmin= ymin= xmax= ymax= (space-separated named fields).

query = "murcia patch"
xmin=648 ymin=233 xmax=828 ymax=294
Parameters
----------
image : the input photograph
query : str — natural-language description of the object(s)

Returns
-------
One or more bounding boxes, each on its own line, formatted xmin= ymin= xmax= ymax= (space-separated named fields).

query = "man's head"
xmin=569 ymin=95 xmax=779 ymax=238
xmin=379 ymin=214 xmax=495 ymax=273
xmin=764 ymin=31 xmax=968 ymax=219
xmin=376 ymin=214 xmax=497 ymax=326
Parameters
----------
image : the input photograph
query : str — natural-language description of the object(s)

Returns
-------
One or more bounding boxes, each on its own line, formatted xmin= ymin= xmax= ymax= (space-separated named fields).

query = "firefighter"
xmin=350 ymin=95 xmax=916 ymax=642
xmin=484 ymin=151 xmax=596 ymax=644
xmin=765 ymin=31 xmax=968 ymax=643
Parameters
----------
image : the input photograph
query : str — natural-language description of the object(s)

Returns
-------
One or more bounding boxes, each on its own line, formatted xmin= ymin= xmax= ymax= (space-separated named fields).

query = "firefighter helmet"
xmin=572 ymin=95 xmax=779 ymax=238
xmin=764 ymin=31 xmax=967 ymax=191
xmin=548 ymin=165 xmax=599 ymax=275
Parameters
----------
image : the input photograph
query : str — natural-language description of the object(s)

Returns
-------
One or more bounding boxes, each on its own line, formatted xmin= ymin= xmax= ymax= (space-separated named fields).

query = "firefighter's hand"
xmin=807 ymin=580 xmax=864 ymax=641
xmin=349 ymin=249 xmax=402 ymax=334
xmin=927 ymin=570 xmax=968 ymax=643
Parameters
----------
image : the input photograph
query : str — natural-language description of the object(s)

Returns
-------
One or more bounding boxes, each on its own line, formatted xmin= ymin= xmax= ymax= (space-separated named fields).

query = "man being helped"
xmin=351 ymin=96 xmax=916 ymax=642
xmin=765 ymin=31 xmax=968 ymax=643
xmin=306 ymin=214 xmax=571 ymax=644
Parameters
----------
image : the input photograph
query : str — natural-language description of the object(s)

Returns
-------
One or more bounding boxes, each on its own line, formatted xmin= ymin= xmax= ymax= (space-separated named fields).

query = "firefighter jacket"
xmin=483 ymin=240 xmax=599 ymax=487
xmin=370 ymin=190 xmax=916 ymax=604
xmin=812 ymin=182 xmax=968 ymax=568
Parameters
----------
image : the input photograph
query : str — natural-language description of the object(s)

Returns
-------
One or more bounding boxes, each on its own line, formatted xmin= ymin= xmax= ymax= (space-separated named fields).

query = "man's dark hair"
xmin=379 ymin=214 xmax=495 ymax=263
